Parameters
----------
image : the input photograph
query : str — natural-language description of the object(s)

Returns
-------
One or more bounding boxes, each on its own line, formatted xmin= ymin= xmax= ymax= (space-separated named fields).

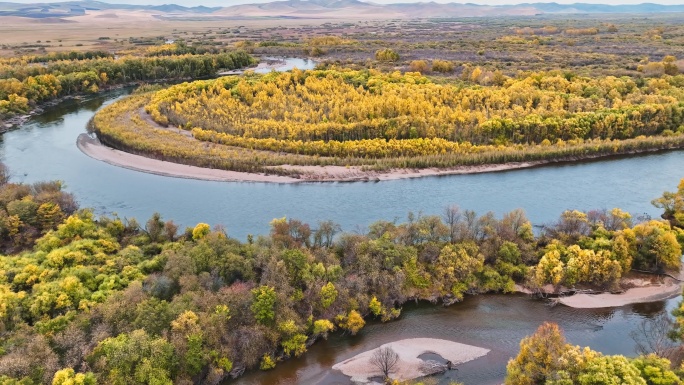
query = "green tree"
xmin=631 ymin=354 xmax=680 ymax=385
xmin=577 ymin=355 xmax=647 ymax=385
xmin=251 ymin=286 xmax=277 ymax=325
xmin=320 ymin=282 xmax=338 ymax=309
xmin=89 ymin=329 xmax=176 ymax=385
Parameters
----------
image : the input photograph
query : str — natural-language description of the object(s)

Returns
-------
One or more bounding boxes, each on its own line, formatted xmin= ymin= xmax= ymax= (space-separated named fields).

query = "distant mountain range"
xmin=1 ymin=0 xmax=684 ymax=19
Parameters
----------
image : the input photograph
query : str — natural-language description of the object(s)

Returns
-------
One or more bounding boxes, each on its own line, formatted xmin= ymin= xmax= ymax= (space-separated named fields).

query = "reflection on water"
xmin=255 ymin=57 xmax=317 ymax=73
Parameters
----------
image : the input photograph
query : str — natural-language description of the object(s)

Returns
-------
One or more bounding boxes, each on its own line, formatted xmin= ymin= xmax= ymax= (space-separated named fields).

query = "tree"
xmin=192 ymin=223 xmax=210 ymax=240
xmin=577 ymin=355 xmax=647 ymax=385
xmin=409 ymin=60 xmax=430 ymax=73
xmin=320 ymin=282 xmax=338 ymax=309
xmin=375 ymin=49 xmax=399 ymax=62
xmin=505 ymin=322 xmax=568 ymax=385
xmin=632 ymin=221 xmax=681 ymax=272
xmin=338 ymin=310 xmax=365 ymax=335
xmin=51 ymin=368 xmax=96 ymax=385
xmin=631 ymin=354 xmax=681 ymax=385
xmin=312 ymin=319 xmax=334 ymax=339
xmin=313 ymin=220 xmax=340 ymax=248
xmin=259 ymin=354 xmax=276 ymax=370
xmin=250 ymin=286 xmax=277 ymax=325
xmin=89 ymin=329 xmax=176 ymax=385
xmin=0 ymin=162 xmax=9 ymax=185
xmin=370 ymin=346 xmax=400 ymax=380
xmin=432 ymin=60 xmax=454 ymax=73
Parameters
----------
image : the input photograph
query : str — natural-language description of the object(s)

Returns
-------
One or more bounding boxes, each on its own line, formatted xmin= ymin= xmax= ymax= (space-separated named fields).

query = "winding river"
xmin=1 ymin=58 xmax=684 ymax=384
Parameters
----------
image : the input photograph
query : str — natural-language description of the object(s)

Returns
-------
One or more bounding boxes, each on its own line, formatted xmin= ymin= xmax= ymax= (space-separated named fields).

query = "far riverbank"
xmin=79 ymin=132 xmax=684 ymax=184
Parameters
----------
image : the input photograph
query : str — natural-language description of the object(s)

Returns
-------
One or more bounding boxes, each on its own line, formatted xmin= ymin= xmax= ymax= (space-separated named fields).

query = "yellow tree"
xmin=506 ymin=322 xmax=569 ymax=385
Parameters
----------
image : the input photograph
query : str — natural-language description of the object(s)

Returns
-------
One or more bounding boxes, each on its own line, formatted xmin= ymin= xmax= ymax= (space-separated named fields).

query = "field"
xmin=2 ymin=11 xmax=684 ymax=77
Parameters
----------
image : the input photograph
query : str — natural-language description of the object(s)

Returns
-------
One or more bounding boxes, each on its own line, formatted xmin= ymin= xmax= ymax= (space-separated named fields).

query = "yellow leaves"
xmin=336 ymin=309 xmax=365 ymax=335
xmin=172 ymin=310 xmax=202 ymax=335
xmin=192 ymin=223 xmax=211 ymax=240
xmin=92 ymin=69 xmax=684 ymax=175
xmin=535 ymin=249 xmax=565 ymax=286
xmin=312 ymin=319 xmax=335 ymax=337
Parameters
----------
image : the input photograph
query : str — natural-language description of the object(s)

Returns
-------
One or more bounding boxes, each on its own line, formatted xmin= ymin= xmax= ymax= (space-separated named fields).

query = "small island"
xmin=332 ymin=338 xmax=490 ymax=383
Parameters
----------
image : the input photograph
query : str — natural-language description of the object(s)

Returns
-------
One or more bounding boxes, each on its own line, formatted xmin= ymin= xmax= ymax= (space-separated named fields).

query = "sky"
xmin=6 ymin=0 xmax=684 ymax=6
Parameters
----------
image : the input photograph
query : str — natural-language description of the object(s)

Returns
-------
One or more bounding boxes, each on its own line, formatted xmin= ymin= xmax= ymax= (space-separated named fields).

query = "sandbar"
xmin=77 ymin=134 xmax=300 ymax=183
xmin=78 ymin=133 xmax=553 ymax=183
xmin=558 ymin=282 xmax=682 ymax=309
xmin=331 ymin=338 xmax=489 ymax=384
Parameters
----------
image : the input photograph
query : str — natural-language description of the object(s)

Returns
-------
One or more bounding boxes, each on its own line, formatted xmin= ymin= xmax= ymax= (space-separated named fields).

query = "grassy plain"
xmin=3 ymin=11 xmax=684 ymax=77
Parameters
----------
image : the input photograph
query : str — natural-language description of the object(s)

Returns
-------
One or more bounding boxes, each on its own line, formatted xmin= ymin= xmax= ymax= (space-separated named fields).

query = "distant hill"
xmin=0 ymin=1 xmax=220 ymax=18
xmin=518 ymin=2 xmax=684 ymax=13
xmin=1 ymin=0 xmax=684 ymax=19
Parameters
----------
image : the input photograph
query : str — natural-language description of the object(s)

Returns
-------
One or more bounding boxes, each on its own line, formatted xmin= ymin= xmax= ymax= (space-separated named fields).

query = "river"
xmin=1 ymin=58 xmax=683 ymax=385
xmin=234 ymin=295 xmax=680 ymax=385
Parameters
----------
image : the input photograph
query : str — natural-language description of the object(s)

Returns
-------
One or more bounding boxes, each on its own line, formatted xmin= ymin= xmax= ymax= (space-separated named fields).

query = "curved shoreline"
xmin=76 ymin=133 xmax=556 ymax=183
xmin=77 ymin=134 xmax=300 ymax=183
xmin=78 ymin=132 xmax=684 ymax=184
xmin=557 ymin=282 xmax=682 ymax=309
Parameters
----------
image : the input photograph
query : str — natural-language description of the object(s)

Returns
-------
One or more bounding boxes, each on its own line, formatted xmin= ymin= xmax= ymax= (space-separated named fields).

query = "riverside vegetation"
xmin=90 ymin=67 xmax=684 ymax=177
xmin=0 ymin=47 xmax=255 ymax=123
xmin=1 ymin=158 xmax=684 ymax=384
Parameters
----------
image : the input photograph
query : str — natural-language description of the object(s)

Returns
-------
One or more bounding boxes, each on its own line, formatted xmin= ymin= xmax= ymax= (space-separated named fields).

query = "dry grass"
xmin=0 ymin=11 xmax=332 ymax=57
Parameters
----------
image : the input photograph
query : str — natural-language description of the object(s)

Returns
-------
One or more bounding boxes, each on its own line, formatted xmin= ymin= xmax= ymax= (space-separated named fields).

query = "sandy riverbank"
xmin=558 ymin=281 xmax=682 ymax=309
xmin=331 ymin=338 xmax=489 ymax=384
xmin=77 ymin=134 xmax=301 ymax=183
xmin=79 ymin=133 xmax=554 ymax=183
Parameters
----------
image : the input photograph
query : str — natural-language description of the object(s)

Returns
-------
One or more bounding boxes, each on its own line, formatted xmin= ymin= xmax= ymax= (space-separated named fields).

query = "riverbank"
xmin=77 ymin=134 xmax=300 ymax=183
xmin=1 ymin=95 xmax=82 ymax=133
xmin=557 ymin=268 xmax=684 ymax=309
xmin=79 ymin=130 xmax=684 ymax=184
xmin=331 ymin=338 xmax=490 ymax=384
xmin=558 ymin=282 xmax=682 ymax=308
xmin=78 ymin=133 xmax=555 ymax=183
xmin=0 ymin=53 xmax=271 ymax=133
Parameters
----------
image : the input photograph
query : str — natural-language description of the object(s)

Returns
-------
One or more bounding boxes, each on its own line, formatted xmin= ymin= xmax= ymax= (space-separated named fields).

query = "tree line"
xmin=0 ymin=50 xmax=255 ymax=119
xmin=143 ymin=69 xmax=684 ymax=154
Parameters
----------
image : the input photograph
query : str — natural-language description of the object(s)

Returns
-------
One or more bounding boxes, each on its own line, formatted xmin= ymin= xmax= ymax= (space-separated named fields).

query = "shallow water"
xmin=233 ymin=295 xmax=680 ymax=385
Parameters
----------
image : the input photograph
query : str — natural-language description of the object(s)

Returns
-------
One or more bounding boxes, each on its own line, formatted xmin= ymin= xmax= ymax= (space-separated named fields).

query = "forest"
xmin=0 ymin=48 xmax=255 ymax=121
xmin=88 ymin=67 xmax=684 ymax=177
xmin=0 ymin=159 xmax=683 ymax=384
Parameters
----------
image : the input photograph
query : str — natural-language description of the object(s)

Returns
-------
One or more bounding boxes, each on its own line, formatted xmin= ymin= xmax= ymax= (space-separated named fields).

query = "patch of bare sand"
xmin=276 ymin=162 xmax=544 ymax=182
xmin=331 ymin=338 xmax=489 ymax=384
xmin=77 ymin=134 xmax=299 ymax=183
xmin=558 ymin=282 xmax=682 ymax=309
